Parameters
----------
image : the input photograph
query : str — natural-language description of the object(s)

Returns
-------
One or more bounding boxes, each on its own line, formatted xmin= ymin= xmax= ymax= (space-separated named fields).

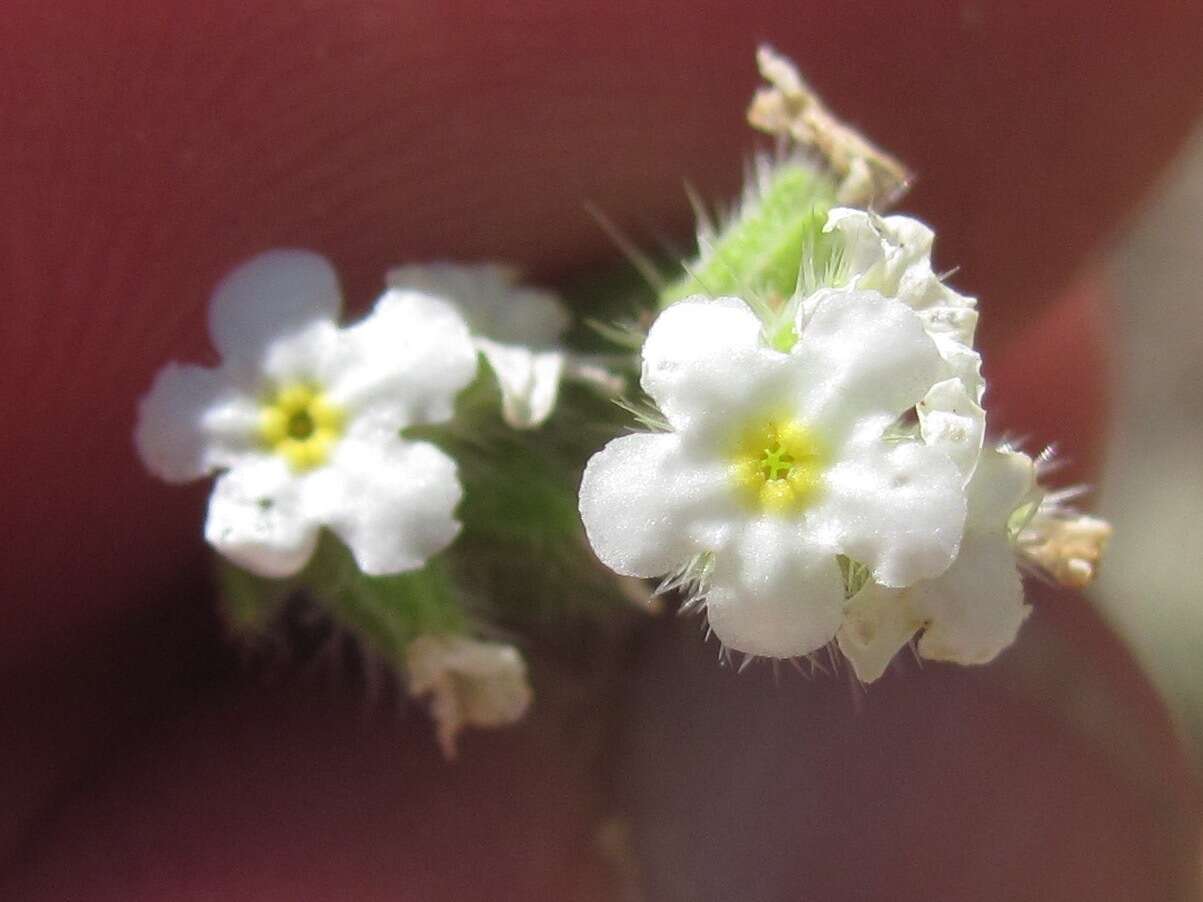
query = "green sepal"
xmin=215 ymin=533 xmax=467 ymax=665
xmin=216 ymin=558 xmax=294 ymax=638
xmin=837 ymin=554 xmax=872 ymax=600
xmin=304 ymin=534 xmax=466 ymax=660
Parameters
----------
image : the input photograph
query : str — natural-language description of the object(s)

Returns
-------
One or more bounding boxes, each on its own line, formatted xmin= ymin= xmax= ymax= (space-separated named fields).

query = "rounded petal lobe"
xmin=308 ymin=437 xmax=462 ymax=576
xmin=476 ymin=338 xmax=564 ymax=429
xmin=204 ymin=457 xmax=319 ymax=578
xmin=918 ymin=378 xmax=985 ymax=486
xmin=135 ymin=363 xmax=256 ymax=483
xmin=825 ymin=208 xmax=935 ymax=294
xmin=641 ymin=296 xmax=787 ymax=437
xmin=813 ymin=440 xmax=967 ymax=588
xmin=791 ymin=290 xmax=949 ymax=438
xmin=913 ymin=533 xmax=1029 ymax=665
xmin=388 ymin=263 xmax=569 ymax=346
xmin=967 ymin=446 xmax=1038 ymax=532
xmin=705 ymin=519 xmax=845 ymax=659
xmin=208 ymin=250 xmax=342 ymax=367
xmin=837 ymin=583 xmax=922 ymax=683
xmin=260 ymin=320 xmax=343 ymax=386
xmin=331 ymin=289 xmax=477 ymax=427
xmin=579 ymin=432 xmax=735 ymax=579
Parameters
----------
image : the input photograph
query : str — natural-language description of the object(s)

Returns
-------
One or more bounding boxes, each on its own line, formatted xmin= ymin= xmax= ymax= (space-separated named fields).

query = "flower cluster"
xmin=579 ymin=199 xmax=1091 ymax=679
xmin=135 ymin=44 xmax=1113 ymax=761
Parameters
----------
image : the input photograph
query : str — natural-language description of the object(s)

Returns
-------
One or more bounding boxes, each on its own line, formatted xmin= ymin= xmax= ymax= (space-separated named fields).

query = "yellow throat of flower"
xmin=729 ymin=418 xmax=826 ymax=514
xmin=258 ymin=383 xmax=344 ymax=471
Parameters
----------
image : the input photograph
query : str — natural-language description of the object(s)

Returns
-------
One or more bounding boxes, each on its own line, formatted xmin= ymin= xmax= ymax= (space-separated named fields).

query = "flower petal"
xmin=306 ymin=436 xmax=462 ymax=576
xmin=705 ymin=519 xmax=845 ymax=658
xmin=812 ymin=439 xmax=967 ymax=588
xmin=328 ymin=289 xmax=478 ymax=428
xmin=837 ymin=583 xmax=922 ymax=683
xmin=260 ymin=319 xmax=344 ymax=386
xmin=579 ymin=432 xmax=737 ymax=579
xmin=204 ymin=456 xmax=319 ymax=578
xmin=918 ymin=378 xmax=985 ymax=485
xmin=208 ymin=250 xmax=342 ymax=368
xmin=477 ymin=338 xmax=564 ymax=429
xmin=967 ymin=446 xmax=1037 ymax=532
xmin=387 ymin=263 xmax=569 ymax=346
xmin=641 ymin=296 xmax=788 ymax=438
xmin=913 ymin=532 xmax=1029 ymax=665
xmin=405 ymin=635 xmax=533 ymax=759
xmin=791 ymin=290 xmax=950 ymax=438
xmin=826 ymin=209 xmax=976 ymax=321
xmin=134 ymin=363 xmax=259 ymax=483
xmin=825 ymin=208 xmax=935 ymax=294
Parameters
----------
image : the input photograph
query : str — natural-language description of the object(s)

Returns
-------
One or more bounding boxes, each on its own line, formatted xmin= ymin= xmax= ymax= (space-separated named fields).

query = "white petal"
xmin=913 ymin=532 xmax=1029 ymax=665
xmin=918 ymin=378 xmax=985 ymax=485
xmin=825 ymin=208 xmax=933 ymax=295
xmin=966 ymin=445 xmax=1038 ymax=533
xmin=260 ymin=319 xmax=344 ymax=386
xmin=135 ymin=363 xmax=260 ymax=482
xmin=204 ymin=456 xmax=319 ymax=578
xmin=306 ymin=436 xmax=462 ymax=576
xmin=208 ymin=250 xmax=342 ymax=368
xmin=931 ymin=334 xmax=984 ymax=402
xmin=640 ymin=296 xmax=789 ymax=438
xmin=579 ymin=432 xmax=737 ymax=579
xmin=812 ymin=439 xmax=967 ymax=588
xmin=387 ymin=263 xmax=569 ymax=346
xmin=919 ymin=303 xmax=979 ymax=351
xmin=326 ymin=289 xmax=477 ymax=429
xmin=476 ymin=338 xmax=565 ymax=429
xmin=405 ymin=635 xmax=533 ymax=759
xmin=836 ymin=583 xmax=922 ymax=683
xmin=705 ymin=519 xmax=845 ymax=658
xmin=791 ymin=290 xmax=950 ymax=438
xmin=826 ymin=208 xmax=978 ymax=348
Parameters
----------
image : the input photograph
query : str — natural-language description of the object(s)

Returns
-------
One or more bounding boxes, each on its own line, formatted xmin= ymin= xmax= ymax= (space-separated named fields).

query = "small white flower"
xmin=135 ymin=250 xmax=478 ymax=578
xmin=837 ymin=445 xmax=1037 ymax=682
xmin=404 ymin=634 xmax=534 ymax=759
xmin=387 ymin=263 xmax=571 ymax=429
xmin=825 ymin=208 xmax=986 ymax=482
xmin=579 ymin=291 xmax=969 ymax=659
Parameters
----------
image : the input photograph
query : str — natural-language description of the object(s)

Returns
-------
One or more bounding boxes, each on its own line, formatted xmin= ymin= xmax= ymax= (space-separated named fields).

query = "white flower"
xmin=135 ymin=250 xmax=478 ymax=578
xmin=837 ymin=445 xmax=1037 ymax=682
xmin=387 ymin=263 xmax=571 ymax=429
xmin=579 ymin=292 xmax=969 ymax=659
xmin=404 ymin=634 xmax=533 ymax=759
xmin=825 ymin=207 xmax=986 ymax=482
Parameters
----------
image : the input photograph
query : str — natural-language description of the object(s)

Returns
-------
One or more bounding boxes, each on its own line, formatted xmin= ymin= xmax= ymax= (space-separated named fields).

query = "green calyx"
xmin=218 ymin=534 xmax=465 ymax=663
xmin=659 ymin=162 xmax=838 ymax=309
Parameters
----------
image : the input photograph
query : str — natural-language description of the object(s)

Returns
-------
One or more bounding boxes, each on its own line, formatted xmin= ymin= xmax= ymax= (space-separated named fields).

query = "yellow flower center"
xmin=729 ymin=418 xmax=826 ymax=515
xmin=258 ymin=383 xmax=344 ymax=472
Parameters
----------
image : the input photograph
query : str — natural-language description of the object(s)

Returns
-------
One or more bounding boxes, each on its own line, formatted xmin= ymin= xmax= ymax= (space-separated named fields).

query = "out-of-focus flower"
xmin=387 ymin=263 xmax=571 ymax=429
xmin=405 ymin=634 xmax=533 ymax=759
xmin=135 ymin=250 xmax=477 ymax=578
